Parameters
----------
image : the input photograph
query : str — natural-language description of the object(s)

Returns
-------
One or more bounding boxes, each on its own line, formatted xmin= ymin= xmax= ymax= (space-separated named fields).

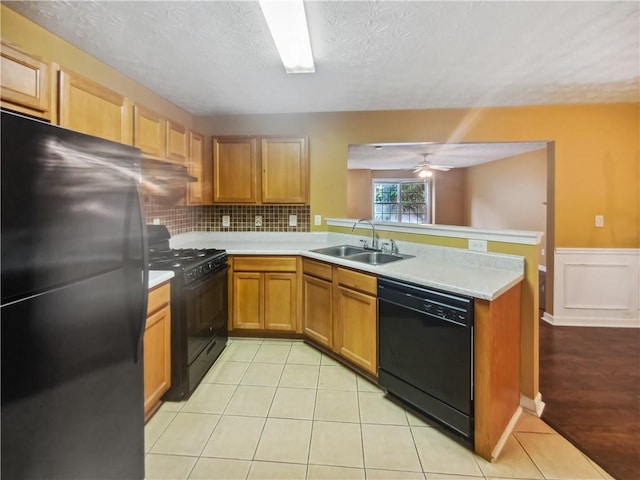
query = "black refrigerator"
xmin=1 ymin=110 xmax=148 ymax=479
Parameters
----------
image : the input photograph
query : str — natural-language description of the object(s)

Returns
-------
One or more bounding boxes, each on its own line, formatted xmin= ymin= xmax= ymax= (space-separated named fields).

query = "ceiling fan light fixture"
xmin=259 ymin=0 xmax=315 ymax=74
xmin=418 ymin=168 xmax=433 ymax=179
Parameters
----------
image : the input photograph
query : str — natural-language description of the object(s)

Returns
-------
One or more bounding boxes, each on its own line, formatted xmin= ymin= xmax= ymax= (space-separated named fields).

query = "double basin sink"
xmin=311 ymin=244 xmax=414 ymax=266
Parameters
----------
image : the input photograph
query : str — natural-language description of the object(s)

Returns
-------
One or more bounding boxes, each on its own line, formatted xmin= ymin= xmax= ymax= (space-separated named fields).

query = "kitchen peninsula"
xmin=169 ymin=230 xmax=525 ymax=462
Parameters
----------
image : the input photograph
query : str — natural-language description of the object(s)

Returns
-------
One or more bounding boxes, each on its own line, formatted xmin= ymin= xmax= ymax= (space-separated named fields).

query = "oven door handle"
xmin=184 ymin=265 xmax=229 ymax=292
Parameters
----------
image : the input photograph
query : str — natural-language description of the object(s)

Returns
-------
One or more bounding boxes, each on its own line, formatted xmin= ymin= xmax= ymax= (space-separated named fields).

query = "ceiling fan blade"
xmin=431 ymin=165 xmax=453 ymax=171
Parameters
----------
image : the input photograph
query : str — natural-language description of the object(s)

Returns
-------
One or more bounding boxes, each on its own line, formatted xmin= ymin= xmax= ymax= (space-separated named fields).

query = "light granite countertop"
xmin=169 ymin=232 xmax=524 ymax=300
xmin=148 ymin=270 xmax=174 ymax=290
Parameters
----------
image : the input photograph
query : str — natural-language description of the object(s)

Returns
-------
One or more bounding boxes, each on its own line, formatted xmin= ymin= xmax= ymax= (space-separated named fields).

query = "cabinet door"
xmin=1 ymin=42 xmax=50 ymax=120
xmin=187 ymin=131 xmax=205 ymax=205
xmin=143 ymin=304 xmax=171 ymax=418
xmin=335 ymin=286 xmax=377 ymax=375
xmin=213 ymin=137 xmax=259 ymax=203
xmin=232 ymin=272 xmax=263 ymax=329
xmin=264 ymin=272 xmax=297 ymax=331
xmin=303 ymin=274 xmax=333 ymax=347
xmin=166 ymin=119 xmax=188 ymax=164
xmin=134 ymin=105 xmax=166 ymax=157
xmin=59 ymin=69 xmax=132 ymax=144
xmin=261 ymin=137 xmax=308 ymax=204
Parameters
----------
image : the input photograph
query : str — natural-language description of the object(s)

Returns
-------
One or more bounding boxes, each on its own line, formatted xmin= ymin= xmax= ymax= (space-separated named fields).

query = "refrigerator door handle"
xmin=127 ymin=186 xmax=148 ymax=363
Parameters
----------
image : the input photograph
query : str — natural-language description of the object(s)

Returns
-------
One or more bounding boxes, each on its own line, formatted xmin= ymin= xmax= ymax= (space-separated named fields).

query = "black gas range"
xmin=147 ymin=225 xmax=228 ymax=401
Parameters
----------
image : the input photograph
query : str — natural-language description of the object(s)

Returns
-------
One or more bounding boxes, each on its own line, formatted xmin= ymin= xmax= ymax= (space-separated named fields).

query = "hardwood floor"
xmin=539 ymin=318 xmax=640 ymax=480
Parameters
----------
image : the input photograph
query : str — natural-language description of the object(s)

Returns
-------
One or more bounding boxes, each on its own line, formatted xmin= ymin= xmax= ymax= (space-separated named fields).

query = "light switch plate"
xmin=222 ymin=215 xmax=230 ymax=227
xmin=314 ymin=215 xmax=322 ymax=226
xmin=469 ymin=239 xmax=488 ymax=252
xmin=255 ymin=215 xmax=263 ymax=227
xmin=152 ymin=218 xmax=160 ymax=225
xmin=289 ymin=214 xmax=297 ymax=227
xmin=595 ymin=215 xmax=604 ymax=227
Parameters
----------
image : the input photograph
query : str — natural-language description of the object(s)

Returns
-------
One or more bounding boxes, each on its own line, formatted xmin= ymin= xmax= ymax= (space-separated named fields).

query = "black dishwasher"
xmin=378 ymin=277 xmax=474 ymax=441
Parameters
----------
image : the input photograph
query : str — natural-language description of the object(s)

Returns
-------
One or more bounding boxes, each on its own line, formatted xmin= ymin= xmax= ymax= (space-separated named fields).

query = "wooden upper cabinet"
xmin=1 ymin=41 xmax=51 ymax=120
xmin=213 ymin=137 xmax=259 ymax=203
xmin=166 ymin=119 xmax=188 ymax=164
xmin=261 ymin=137 xmax=308 ymax=204
xmin=58 ymin=69 xmax=132 ymax=144
xmin=187 ymin=131 xmax=205 ymax=205
xmin=133 ymin=105 xmax=166 ymax=158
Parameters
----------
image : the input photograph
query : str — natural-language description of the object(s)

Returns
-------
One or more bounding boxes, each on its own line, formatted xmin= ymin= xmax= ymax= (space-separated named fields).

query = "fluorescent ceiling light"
xmin=259 ymin=0 xmax=315 ymax=74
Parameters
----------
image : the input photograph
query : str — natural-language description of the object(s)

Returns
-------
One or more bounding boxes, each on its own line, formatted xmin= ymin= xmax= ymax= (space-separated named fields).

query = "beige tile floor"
xmin=145 ymin=338 xmax=615 ymax=480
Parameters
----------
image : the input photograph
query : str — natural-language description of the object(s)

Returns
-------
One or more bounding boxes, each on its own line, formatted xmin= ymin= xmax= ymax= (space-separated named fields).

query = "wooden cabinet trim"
xmin=336 ymin=267 xmax=377 ymax=296
xmin=212 ymin=136 xmax=259 ymax=204
xmin=58 ymin=68 xmax=133 ymax=145
xmin=233 ymin=256 xmax=297 ymax=272
xmin=187 ymin=131 xmax=206 ymax=205
xmin=260 ymin=137 xmax=308 ymax=204
xmin=147 ymin=282 xmax=170 ymax=316
xmin=1 ymin=41 xmax=50 ymax=118
xmin=166 ymin=119 xmax=188 ymax=164
xmin=133 ymin=104 xmax=167 ymax=158
xmin=302 ymin=258 xmax=333 ymax=281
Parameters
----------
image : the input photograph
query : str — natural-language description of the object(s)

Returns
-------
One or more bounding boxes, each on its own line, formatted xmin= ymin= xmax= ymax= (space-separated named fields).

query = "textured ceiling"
xmin=6 ymin=1 xmax=639 ymax=116
xmin=348 ymin=141 xmax=546 ymax=170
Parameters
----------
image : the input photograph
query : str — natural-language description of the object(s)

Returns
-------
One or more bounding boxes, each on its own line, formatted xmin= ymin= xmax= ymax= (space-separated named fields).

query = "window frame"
xmin=372 ymin=178 xmax=431 ymax=224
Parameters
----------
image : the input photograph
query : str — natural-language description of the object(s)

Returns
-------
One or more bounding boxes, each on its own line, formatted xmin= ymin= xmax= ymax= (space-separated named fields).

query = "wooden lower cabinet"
xmin=230 ymin=256 xmax=300 ymax=333
xmin=144 ymin=282 xmax=171 ymax=420
xmin=302 ymin=259 xmax=377 ymax=376
xmin=302 ymin=274 xmax=333 ymax=348
xmin=334 ymin=285 xmax=377 ymax=375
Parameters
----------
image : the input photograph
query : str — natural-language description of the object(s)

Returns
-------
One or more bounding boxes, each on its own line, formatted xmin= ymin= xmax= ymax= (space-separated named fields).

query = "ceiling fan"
xmin=413 ymin=153 xmax=454 ymax=178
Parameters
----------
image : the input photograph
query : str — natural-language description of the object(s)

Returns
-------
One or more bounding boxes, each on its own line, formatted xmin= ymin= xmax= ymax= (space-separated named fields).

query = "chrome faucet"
xmin=382 ymin=239 xmax=399 ymax=255
xmin=352 ymin=219 xmax=379 ymax=251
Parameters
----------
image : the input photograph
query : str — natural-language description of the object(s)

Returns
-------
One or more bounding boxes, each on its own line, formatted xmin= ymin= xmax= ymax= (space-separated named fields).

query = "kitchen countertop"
xmin=148 ymin=270 xmax=174 ymax=289
xmin=170 ymin=232 xmax=524 ymax=300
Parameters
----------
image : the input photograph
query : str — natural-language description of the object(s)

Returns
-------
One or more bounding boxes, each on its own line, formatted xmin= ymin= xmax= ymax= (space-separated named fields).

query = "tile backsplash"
xmin=143 ymin=195 xmax=193 ymax=234
xmin=143 ymin=195 xmax=310 ymax=235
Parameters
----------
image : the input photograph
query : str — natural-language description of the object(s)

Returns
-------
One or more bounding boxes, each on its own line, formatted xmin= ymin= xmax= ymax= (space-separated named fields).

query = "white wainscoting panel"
xmin=548 ymin=248 xmax=639 ymax=327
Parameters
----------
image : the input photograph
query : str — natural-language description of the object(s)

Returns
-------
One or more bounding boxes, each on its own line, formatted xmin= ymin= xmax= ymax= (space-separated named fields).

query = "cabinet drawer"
xmin=336 ymin=267 xmax=377 ymax=296
xmin=233 ymin=256 xmax=297 ymax=272
xmin=147 ymin=282 xmax=170 ymax=315
xmin=302 ymin=258 xmax=333 ymax=281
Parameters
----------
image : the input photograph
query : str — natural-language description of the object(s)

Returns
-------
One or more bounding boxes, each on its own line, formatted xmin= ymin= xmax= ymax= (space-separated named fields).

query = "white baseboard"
xmin=520 ymin=392 xmax=545 ymax=417
xmin=491 ymin=407 xmax=523 ymax=461
xmin=552 ymin=248 xmax=639 ymax=328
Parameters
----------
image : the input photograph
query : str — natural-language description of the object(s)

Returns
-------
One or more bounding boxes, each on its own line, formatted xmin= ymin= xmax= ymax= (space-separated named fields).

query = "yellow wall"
xmin=196 ymin=104 xmax=639 ymax=249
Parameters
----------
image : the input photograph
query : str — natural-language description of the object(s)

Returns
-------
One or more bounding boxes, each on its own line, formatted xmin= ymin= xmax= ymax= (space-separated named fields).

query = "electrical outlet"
xmin=289 ymin=214 xmax=297 ymax=227
xmin=314 ymin=215 xmax=322 ymax=226
xmin=468 ymin=239 xmax=487 ymax=252
xmin=152 ymin=218 xmax=160 ymax=225
xmin=255 ymin=215 xmax=263 ymax=227
xmin=222 ymin=215 xmax=230 ymax=227
xmin=595 ymin=215 xmax=604 ymax=227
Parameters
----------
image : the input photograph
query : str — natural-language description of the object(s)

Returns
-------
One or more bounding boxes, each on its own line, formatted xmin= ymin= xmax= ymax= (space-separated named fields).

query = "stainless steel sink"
xmin=347 ymin=251 xmax=414 ymax=265
xmin=311 ymin=245 xmax=414 ymax=265
xmin=311 ymin=244 xmax=366 ymax=257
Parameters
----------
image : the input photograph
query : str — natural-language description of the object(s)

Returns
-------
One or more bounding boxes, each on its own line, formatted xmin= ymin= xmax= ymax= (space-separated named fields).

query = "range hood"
xmin=140 ymin=157 xmax=196 ymax=195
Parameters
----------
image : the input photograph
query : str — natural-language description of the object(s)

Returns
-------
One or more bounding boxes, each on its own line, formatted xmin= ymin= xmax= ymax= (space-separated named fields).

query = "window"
xmin=373 ymin=180 xmax=429 ymax=224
